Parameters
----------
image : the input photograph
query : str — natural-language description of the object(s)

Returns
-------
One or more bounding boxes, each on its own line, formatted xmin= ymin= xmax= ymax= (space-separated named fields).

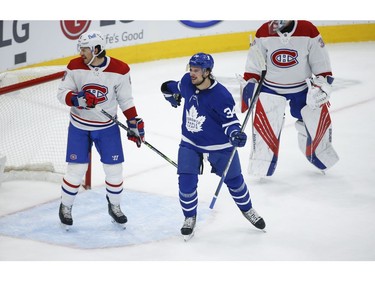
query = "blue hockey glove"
xmin=229 ymin=130 xmax=247 ymax=147
xmin=71 ymin=91 xmax=98 ymax=109
xmin=161 ymin=81 xmax=181 ymax=108
xmin=241 ymin=81 xmax=258 ymax=113
xmin=126 ymin=117 xmax=145 ymax=148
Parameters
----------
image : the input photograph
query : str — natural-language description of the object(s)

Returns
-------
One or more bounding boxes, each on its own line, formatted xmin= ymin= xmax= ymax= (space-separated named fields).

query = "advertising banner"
xmin=0 ymin=20 xmax=372 ymax=72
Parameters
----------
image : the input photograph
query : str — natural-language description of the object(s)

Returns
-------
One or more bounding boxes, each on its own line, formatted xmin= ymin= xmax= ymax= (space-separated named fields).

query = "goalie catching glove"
xmin=126 ymin=117 xmax=145 ymax=148
xmin=161 ymin=81 xmax=181 ymax=108
xmin=306 ymin=75 xmax=334 ymax=109
xmin=71 ymin=90 xmax=99 ymax=109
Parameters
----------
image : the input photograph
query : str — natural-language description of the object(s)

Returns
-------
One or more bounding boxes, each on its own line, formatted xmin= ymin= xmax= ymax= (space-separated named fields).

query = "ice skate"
xmin=242 ymin=208 xmax=266 ymax=231
xmin=181 ymin=216 xmax=196 ymax=241
xmin=106 ymin=195 xmax=127 ymax=228
xmin=59 ymin=203 xmax=73 ymax=231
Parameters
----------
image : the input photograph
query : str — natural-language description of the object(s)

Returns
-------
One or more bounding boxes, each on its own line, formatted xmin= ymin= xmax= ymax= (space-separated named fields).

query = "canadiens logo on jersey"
xmin=185 ymin=106 xmax=206 ymax=133
xmin=82 ymin=84 xmax=108 ymax=103
xmin=271 ymin=49 xmax=298 ymax=68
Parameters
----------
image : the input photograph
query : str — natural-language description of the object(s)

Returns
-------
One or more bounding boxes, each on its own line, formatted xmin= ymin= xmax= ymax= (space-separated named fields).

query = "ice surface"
xmin=1 ymin=42 xmax=374 ymax=280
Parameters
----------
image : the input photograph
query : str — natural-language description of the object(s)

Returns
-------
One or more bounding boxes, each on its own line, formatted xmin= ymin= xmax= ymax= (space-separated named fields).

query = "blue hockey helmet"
xmin=189 ymin=53 xmax=214 ymax=71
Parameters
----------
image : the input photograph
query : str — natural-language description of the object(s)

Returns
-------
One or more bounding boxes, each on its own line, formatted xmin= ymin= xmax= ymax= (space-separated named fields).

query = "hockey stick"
xmin=95 ymin=106 xmax=178 ymax=168
xmin=209 ymin=47 xmax=266 ymax=209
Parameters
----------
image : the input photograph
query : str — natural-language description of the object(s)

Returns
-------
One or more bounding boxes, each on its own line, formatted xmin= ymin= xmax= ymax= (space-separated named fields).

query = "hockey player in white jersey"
xmin=161 ymin=52 xmax=265 ymax=240
xmin=57 ymin=30 xmax=145 ymax=229
xmin=241 ymin=20 xmax=339 ymax=177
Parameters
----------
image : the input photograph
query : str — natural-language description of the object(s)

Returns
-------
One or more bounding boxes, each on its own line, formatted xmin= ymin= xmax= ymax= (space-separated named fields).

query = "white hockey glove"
xmin=306 ymin=76 xmax=334 ymax=110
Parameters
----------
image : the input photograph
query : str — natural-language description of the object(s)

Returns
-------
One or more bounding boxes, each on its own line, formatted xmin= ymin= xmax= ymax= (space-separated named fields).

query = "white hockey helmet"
xmin=77 ymin=30 xmax=105 ymax=54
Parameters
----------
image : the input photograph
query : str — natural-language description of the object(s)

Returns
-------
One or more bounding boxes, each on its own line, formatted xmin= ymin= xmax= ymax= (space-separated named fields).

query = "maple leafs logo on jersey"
xmin=185 ymin=105 xmax=206 ymax=133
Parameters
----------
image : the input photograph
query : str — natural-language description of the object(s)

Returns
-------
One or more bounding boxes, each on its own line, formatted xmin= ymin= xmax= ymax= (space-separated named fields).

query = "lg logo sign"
xmin=0 ymin=20 xmax=134 ymax=71
xmin=0 ymin=20 xmax=29 ymax=65
xmin=60 ymin=20 xmax=134 ymax=40
xmin=0 ymin=21 xmax=29 ymax=47
xmin=60 ymin=21 xmax=91 ymax=40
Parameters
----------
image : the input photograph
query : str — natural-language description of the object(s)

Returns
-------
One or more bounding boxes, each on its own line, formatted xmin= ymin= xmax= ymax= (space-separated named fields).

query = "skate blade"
xmin=111 ymin=219 xmax=126 ymax=230
xmin=60 ymin=223 xmax=71 ymax=232
xmin=182 ymin=232 xmax=195 ymax=242
xmin=253 ymin=225 xmax=267 ymax=233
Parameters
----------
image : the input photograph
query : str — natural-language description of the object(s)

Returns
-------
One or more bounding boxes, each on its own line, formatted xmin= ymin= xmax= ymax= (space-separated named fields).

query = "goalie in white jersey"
xmin=241 ymin=20 xmax=339 ymax=177
xmin=57 ymin=30 xmax=145 ymax=229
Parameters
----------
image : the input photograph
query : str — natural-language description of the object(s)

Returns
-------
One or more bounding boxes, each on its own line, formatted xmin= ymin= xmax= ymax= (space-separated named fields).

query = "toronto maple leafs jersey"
xmin=168 ymin=73 xmax=241 ymax=153
xmin=57 ymin=56 xmax=137 ymax=131
xmin=244 ymin=20 xmax=333 ymax=95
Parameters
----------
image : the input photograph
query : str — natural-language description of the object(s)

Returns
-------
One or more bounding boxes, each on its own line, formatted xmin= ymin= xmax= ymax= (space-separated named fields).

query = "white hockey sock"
xmin=104 ymin=164 xmax=124 ymax=205
xmin=61 ymin=163 xmax=88 ymax=206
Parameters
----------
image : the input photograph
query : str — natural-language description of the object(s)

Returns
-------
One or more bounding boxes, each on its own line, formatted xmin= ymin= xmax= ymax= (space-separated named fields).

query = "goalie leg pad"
xmin=295 ymin=119 xmax=308 ymax=155
xmin=248 ymin=93 xmax=287 ymax=177
xmin=300 ymin=104 xmax=339 ymax=170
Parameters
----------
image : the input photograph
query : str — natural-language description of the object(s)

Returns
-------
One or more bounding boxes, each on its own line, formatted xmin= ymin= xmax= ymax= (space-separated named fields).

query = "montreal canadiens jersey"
xmin=57 ymin=56 xmax=135 ymax=131
xmin=244 ymin=20 xmax=333 ymax=94
xmin=169 ymin=73 xmax=241 ymax=153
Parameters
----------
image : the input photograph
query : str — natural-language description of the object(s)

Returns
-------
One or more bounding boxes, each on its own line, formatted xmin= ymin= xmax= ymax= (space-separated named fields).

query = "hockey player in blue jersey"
xmin=161 ymin=52 xmax=265 ymax=239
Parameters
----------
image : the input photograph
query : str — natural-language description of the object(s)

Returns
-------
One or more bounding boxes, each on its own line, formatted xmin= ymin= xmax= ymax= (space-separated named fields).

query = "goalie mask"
xmin=189 ymin=52 xmax=214 ymax=72
xmin=77 ymin=31 xmax=106 ymax=56
xmin=268 ymin=20 xmax=291 ymax=34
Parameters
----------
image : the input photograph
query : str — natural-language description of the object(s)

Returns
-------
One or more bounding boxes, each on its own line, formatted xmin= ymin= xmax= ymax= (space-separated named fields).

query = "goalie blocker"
xmin=248 ymin=93 xmax=338 ymax=176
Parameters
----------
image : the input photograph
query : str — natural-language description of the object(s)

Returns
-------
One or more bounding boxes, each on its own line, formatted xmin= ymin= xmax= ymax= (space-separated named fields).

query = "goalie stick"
xmin=95 ymin=106 xmax=178 ymax=168
xmin=209 ymin=46 xmax=266 ymax=209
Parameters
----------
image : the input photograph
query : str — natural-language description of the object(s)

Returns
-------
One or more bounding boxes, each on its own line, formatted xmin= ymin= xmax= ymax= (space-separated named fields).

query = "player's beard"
xmin=192 ymin=75 xmax=205 ymax=87
xmin=82 ymin=54 xmax=95 ymax=65
xmin=82 ymin=56 xmax=89 ymax=65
